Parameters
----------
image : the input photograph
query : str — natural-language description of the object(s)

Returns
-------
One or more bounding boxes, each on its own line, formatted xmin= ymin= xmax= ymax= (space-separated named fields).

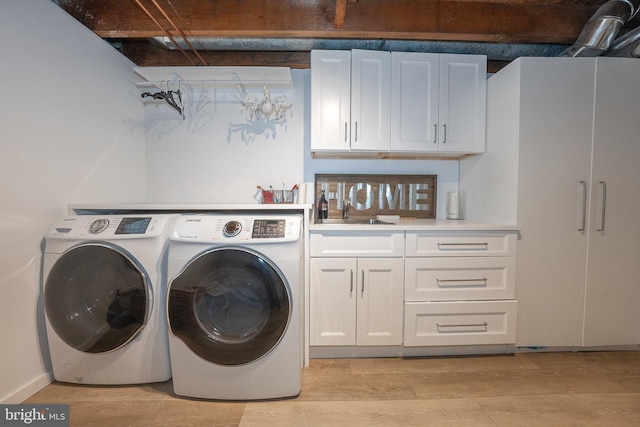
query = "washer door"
xmin=168 ymin=247 xmax=291 ymax=366
xmin=44 ymin=244 xmax=150 ymax=354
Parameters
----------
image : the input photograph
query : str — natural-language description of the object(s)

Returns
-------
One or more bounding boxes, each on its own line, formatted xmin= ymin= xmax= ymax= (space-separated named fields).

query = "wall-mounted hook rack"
xmin=134 ymin=66 xmax=293 ymax=89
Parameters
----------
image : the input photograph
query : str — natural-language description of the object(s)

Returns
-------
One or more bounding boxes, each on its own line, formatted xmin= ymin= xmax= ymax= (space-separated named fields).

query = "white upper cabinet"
xmin=390 ymin=52 xmax=486 ymax=154
xmin=311 ymin=49 xmax=486 ymax=157
xmin=390 ymin=52 xmax=439 ymax=152
xmin=351 ymin=50 xmax=392 ymax=150
xmin=311 ymin=49 xmax=391 ymax=151
xmin=310 ymin=50 xmax=351 ymax=150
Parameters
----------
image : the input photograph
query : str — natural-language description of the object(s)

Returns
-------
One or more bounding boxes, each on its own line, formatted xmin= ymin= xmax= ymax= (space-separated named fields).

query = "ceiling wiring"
xmin=133 ymin=0 xmax=197 ymax=66
xmin=149 ymin=0 xmax=208 ymax=66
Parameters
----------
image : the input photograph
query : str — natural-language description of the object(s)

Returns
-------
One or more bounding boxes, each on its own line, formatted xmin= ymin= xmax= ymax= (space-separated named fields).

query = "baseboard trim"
xmin=1 ymin=372 xmax=53 ymax=404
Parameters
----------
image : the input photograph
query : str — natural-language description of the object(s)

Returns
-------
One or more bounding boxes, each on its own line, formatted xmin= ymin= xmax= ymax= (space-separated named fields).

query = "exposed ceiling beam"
xmin=59 ymin=0 xmax=604 ymax=44
xmin=56 ymin=0 xmax=622 ymax=70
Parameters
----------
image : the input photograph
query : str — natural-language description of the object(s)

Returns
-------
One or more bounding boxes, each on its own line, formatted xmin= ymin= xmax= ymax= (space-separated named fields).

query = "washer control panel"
xmin=47 ymin=215 xmax=175 ymax=239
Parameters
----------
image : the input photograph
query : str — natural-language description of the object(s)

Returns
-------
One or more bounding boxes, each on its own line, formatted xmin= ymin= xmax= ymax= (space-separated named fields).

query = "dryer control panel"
xmin=252 ymin=219 xmax=286 ymax=238
xmin=171 ymin=214 xmax=302 ymax=244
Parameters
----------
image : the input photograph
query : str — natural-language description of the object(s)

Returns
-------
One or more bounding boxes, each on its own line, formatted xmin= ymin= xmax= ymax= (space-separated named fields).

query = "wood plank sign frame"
xmin=314 ymin=174 xmax=437 ymax=220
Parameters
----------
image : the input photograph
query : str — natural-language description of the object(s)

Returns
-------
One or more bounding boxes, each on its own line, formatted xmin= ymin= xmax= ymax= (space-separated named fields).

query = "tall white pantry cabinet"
xmin=460 ymin=57 xmax=640 ymax=347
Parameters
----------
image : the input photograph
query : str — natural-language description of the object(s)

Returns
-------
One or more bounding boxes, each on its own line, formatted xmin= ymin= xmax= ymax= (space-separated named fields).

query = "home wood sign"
xmin=314 ymin=174 xmax=437 ymax=219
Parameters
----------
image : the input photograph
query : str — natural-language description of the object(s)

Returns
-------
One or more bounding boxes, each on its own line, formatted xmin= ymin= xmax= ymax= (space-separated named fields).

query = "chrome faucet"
xmin=342 ymin=200 xmax=351 ymax=219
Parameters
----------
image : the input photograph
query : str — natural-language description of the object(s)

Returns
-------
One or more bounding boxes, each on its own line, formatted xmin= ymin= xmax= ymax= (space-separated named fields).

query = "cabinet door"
xmin=513 ymin=58 xmax=595 ymax=347
xmin=350 ymin=49 xmax=391 ymax=151
xmin=310 ymin=50 xmax=351 ymax=150
xmin=309 ymin=258 xmax=357 ymax=346
xmin=356 ymin=258 xmax=404 ymax=346
xmin=438 ymin=54 xmax=486 ymax=153
xmin=582 ymin=58 xmax=640 ymax=346
xmin=390 ymin=52 xmax=439 ymax=152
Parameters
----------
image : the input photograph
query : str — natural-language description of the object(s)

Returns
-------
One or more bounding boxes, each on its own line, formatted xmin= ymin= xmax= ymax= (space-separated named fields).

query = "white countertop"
xmin=68 ymin=203 xmax=312 ymax=214
xmin=309 ymin=218 xmax=520 ymax=232
xmin=66 ymin=205 xmax=518 ymax=231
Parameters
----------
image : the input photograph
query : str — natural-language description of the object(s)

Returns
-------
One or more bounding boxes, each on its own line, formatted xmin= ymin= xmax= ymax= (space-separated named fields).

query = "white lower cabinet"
xmin=310 ymin=229 xmax=518 ymax=351
xmin=404 ymin=257 xmax=516 ymax=301
xmin=310 ymin=257 xmax=404 ymax=346
xmin=309 ymin=232 xmax=405 ymax=347
xmin=404 ymin=301 xmax=517 ymax=346
xmin=404 ymin=231 xmax=518 ymax=347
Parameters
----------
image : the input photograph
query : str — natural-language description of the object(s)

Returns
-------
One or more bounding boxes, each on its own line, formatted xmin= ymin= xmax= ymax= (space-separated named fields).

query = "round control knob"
xmin=89 ymin=219 xmax=109 ymax=234
xmin=223 ymin=220 xmax=242 ymax=237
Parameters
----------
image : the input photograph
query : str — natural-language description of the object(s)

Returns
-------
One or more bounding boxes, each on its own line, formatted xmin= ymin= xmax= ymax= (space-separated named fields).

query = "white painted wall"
xmin=146 ymin=70 xmax=460 ymax=218
xmin=0 ymin=1 xmax=461 ymax=404
xmin=0 ymin=1 xmax=146 ymax=403
xmin=145 ymin=72 xmax=305 ymax=203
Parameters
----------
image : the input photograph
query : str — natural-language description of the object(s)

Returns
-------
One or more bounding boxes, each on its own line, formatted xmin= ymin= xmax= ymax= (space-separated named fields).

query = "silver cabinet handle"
xmin=354 ymin=121 xmax=358 ymax=142
xmin=597 ymin=181 xmax=607 ymax=232
xmin=436 ymin=322 xmax=488 ymax=332
xmin=433 ymin=124 xmax=437 ymax=144
xmin=437 ymin=242 xmax=489 ymax=250
xmin=442 ymin=124 xmax=447 ymax=143
xmin=361 ymin=270 xmax=365 ymax=296
xmin=578 ymin=180 xmax=587 ymax=233
xmin=436 ymin=278 xmax=488 ymax=287
xmin=344 ymin=122 xmax=348 ymax=143
xmin=350 ymin=270 xmax=353 ymax=294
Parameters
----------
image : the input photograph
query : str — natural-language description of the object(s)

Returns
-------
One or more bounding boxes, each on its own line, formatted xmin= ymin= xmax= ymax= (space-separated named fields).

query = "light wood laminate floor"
xmin=25 ymin=351 xmax=640 ymax=426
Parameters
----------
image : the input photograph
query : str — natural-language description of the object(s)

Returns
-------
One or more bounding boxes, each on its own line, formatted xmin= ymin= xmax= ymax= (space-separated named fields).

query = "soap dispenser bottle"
xmin=317 ymin=190 xmax=328 ymax=222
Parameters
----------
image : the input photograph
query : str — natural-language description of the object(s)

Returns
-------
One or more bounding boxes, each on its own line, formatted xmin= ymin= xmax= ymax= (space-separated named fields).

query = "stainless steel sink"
xmin=314 ymin=218 xmax=394 ymax=225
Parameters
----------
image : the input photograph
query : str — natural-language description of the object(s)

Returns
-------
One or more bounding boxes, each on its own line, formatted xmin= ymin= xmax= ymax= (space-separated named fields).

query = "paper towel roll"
xmin=297 ymin=183 xmax=307 ymax=204
xmin=446 ymin=191 xmax=465 ymax=220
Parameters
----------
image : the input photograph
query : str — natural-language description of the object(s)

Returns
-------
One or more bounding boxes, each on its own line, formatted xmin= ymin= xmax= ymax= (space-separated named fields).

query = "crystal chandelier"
xmin=240 ymin=86 xmax=292 ymax=122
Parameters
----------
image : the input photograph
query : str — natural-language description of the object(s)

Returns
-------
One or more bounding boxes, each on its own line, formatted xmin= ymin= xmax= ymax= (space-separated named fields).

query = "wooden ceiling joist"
xmin=56 ymin=0 xmax=614 ymax=68
xmin=335 ymin=0 xmax=347 ymax=29
xmin=60 ymin=0 xmax=602 ymax=43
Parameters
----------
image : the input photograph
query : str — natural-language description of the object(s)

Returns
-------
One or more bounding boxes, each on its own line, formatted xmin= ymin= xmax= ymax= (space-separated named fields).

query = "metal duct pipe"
xmin=558 ymin=0 xmax=640 ymax=57
xmin=605 ymin=24 xmax=640 ymax=56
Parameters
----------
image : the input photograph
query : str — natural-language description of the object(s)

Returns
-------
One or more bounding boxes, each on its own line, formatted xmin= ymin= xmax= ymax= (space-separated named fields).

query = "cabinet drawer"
xmin=310 ymin=232 xmax=404 ymax=257
xmin=404 ymin=300 xmax=517 ymax=346
xmin=405 ymin=257 xmax=516 ymax=301
xmin=405 ymin=232 xmax=516 ymax=257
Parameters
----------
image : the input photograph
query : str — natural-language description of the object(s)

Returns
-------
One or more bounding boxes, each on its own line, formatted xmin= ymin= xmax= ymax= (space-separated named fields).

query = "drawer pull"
xmin=436 ymin=278 xmax=488 ymax=287
xmin=350 ymin=270 xmax=353 ymax=295
xmin=437 ymin=242 xmax=489 ymax=251
xmin=436 ymin=322 xmax=488 ymax=333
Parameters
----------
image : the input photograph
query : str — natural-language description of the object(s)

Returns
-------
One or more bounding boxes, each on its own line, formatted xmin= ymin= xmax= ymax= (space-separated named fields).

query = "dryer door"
xmin=44 ymin=244 xmax=150 ymax=353
xmin=168 ymin=247 xmax=291 ymax=366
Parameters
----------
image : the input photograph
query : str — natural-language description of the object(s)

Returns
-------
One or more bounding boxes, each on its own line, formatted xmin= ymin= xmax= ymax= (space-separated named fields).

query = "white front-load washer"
xmin=43 ymin=214 xmax=177 ymax=384
xmin=166 ymin=213 xmax=303 ymax=400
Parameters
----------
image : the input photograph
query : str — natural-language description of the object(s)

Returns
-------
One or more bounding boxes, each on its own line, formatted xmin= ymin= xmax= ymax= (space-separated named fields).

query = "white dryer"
xmin=166 ymin=213 xmax=303 ymax=400
xmin=43 ymin=214 xmax=176 ymax=384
